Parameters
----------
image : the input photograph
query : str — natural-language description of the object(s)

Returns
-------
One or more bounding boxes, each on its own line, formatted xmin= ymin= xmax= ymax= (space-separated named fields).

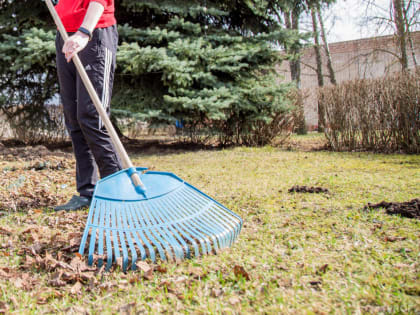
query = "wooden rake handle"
xmin=44 ymin=0 xmax=146 ymax=192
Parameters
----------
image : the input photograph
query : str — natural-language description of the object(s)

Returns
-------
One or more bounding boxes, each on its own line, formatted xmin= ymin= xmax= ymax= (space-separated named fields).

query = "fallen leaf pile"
xmin=0 ymin=210 xmax=95 ymax=301
xmin=0 ymin=144 xmax=71 ymax=162
xmin=0 ymin=208 xmax=168 ymax=302
xmin=0 ymin=156 xmax=74 ymax=211
xmin=0 ymin=205 xmax=202 ymax=304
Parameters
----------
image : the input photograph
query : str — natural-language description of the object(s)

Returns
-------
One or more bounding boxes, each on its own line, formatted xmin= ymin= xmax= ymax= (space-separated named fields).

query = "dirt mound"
xmin=364 ymin=199 xmax=420 ymax=219
xmin=288 ymin=185 xmax=330 ymax=194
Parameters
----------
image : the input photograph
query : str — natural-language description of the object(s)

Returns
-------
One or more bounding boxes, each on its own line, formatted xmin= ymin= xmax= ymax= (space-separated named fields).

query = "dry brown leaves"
xmin=0 ymin=203 xmax=181 ymax=303
xmin=0 ymin=189 xmax=99 ymax=301
xmin=0 ymin=145 xmax=71 ymax=162
xmin=0 ymin=155 xmax=74 ymax=211
xmin=0 ymin=300 xmax=9 ymax=313
xmin=233 ymin=265 xmax=250 ymax=281
xmin=136 ymin=261 xmax=154 ymax=280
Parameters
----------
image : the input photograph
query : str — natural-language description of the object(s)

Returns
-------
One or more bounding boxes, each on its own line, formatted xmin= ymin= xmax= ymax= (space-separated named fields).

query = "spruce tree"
xmin=0 ymin=0 xmax=57 ymax=141
xmin=114 ymin=0 xmax=301 ymax=144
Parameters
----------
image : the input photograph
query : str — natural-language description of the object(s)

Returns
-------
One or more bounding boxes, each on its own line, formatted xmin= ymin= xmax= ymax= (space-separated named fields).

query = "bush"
xmin=318 ymin=69 xmax=420 ymax=153
xmin=290 ymin=89 xmax=307 ymax=135
xmin=2 ymin=105 xmax=67 ymax=144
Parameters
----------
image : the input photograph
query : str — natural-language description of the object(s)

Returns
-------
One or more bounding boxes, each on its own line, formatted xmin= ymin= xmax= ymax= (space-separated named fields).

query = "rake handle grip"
xmin=44 ymin=0 xmax=145 ymax=191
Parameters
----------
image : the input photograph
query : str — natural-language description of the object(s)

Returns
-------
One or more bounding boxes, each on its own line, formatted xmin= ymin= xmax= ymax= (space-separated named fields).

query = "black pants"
xmin=56 ymin=25 xmax=122 ymax=198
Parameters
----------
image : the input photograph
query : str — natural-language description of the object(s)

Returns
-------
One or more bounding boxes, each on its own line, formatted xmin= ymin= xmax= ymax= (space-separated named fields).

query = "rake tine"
xmin=208 ymin=202 xmax=243 ymax=242
xmin=105 ymin=201 xmax=113 ymax=269
xmin=165 ymin=194 xmax=209 ymax=255
xmin=210 ymin=210 xmax=237 ymax=248
xmin=194 ymin=210 xmax=226 ymax=251
xmin=128 ymin=203 xmax=153 ymax=261
xmin=97 ymin=199 xmax=106 ymax=268
xmin=182 ymin=190 xmax=234 ymax=249
xmin=136 ymin=203 xmax=167 ymax=261
xmin=187 ymin=188 xmax=241 ymax=246
xmin=207 ymin=205 xmax=237 ymax=248
xmin=170 ymin=192 xmax=213 ymax=254
xmin=190 ymin=192 xmax=240 ymax=250
xmin=148 ymin=199 xmax=184 ymax=261
xmin=110 ymin=204 xmax=121 ymax=266
xmin=79 ymin=198 xmax=96 ymax=258
xmin=161 ymin=196 xmax=201 ymax=257
xmin=175 ymin=209 xmax=218 ymax=255
xmin=173 ymin=191 xmax=224 ymax=251
xmin=126 ymin=203 xmax=147 ymax=262
xmin=184 ymin=202 xmax=222 ymax=252
xmin=166 ymin=223 xmax=190 ymax=259
xmin=178 ymin=192 xmax=228 ymax=251
xmin=215 ymin=204 xmax=243 ymax=246
xmin=88 ymin=198 xmax=102 ymax=265
xmin=185 ymin=182 xmax=244 ymax=233
xmin=157 ymin=201 xmax=191 ymax=259
xmin=142 ymin=202 xmax=175 ymax=261
xmin=115 ymin=203 xmax=130 ymax=271
xmin=121 ymin=203 xmax=138 ymax=270
xmin=155 ymin=198 xmax=191 ymax=258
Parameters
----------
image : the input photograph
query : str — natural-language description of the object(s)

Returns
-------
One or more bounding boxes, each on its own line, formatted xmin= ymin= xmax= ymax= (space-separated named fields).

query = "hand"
xmin=62 ymin=31 xmax=89 ymax=62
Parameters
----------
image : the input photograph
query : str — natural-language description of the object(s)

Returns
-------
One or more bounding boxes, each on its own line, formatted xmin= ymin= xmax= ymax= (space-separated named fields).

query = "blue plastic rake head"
xmin=79 ymin=168 xmax=243 ymax=271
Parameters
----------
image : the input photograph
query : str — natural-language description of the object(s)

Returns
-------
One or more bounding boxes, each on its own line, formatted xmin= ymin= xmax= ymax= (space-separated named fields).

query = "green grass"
xmin=0 ymin=142 xmax=419 ymax=314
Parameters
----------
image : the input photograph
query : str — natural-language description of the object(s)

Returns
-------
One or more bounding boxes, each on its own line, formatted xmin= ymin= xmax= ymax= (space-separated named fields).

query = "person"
xmin=53 ymin=0 xmax=122 ymax=211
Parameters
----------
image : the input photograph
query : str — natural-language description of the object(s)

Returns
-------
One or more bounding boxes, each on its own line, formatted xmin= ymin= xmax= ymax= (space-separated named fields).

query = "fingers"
xmin=62 ymin=34 xmax=89 ymax=63
xmin=67 ymin=48 xmax=82 ymax=62
xmin=63 ymin=42 xmax=80 ymax=62
xmin=66 ymin=45 xmax=81 ymax=62
xmin=62 ymin=39 xmax=79 ymax=62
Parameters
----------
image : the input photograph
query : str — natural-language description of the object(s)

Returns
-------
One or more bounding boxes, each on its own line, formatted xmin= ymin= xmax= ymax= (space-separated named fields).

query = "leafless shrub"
xmin=319 ymin=68 xmax=419 ymax=153
xmin=239 ymin=112 xmax=294 ymax=146
xmin=290 ymin=89 xmax=308 ymax=135
xmin=5 ymin=104 xmax=67 ymax=145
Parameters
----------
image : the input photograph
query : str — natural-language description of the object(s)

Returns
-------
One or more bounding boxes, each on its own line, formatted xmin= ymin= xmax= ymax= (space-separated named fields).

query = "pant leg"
xmin=76 ymin=25 xmax=122 ymax=179
xmin=56 ymin=32 xmax=98 ymax=198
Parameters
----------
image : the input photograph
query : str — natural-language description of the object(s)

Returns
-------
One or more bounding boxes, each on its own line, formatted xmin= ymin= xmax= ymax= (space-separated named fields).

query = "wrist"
xmin=77 ymin=27 xmax=92 ymax=41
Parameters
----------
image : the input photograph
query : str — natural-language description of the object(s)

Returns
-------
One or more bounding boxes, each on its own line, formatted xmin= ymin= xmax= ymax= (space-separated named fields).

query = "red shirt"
xmin=55 ymin=0 xmax=116 ymax=32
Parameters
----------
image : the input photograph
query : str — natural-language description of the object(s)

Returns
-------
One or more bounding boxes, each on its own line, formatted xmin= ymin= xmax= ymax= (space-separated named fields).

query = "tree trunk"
xmin=311 ymin=6 xmax=325 ymax=132
xmin=291 ymin=8 xmax=301 ymax=89
xmin=406 ymin=32 xmax=418 ymax=67
xmin=311 ymin=7 xmax=324 ymax=87
xmin=284 ymin=10 xmax=301 ymax=89
xmin=316 ymin=3 xmax=336 ymax=85
xmin=403 ymin=0 xmax=417 ymax=67
xmin=393 ymin=0 xmax=408 ymax=71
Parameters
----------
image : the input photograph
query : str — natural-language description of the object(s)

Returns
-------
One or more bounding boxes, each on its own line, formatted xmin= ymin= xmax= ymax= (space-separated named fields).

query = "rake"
xmin=45 ymin=0 xmax=243 ymax=271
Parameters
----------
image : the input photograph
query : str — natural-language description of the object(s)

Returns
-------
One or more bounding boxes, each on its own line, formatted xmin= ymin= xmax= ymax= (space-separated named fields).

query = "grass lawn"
xmin=0 ymin=135 xmax=419 ymax=314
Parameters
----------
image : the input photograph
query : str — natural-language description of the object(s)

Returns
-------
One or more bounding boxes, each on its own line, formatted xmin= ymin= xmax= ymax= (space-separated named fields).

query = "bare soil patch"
xmin=282 ymin=134 xmax=328 ymax=152
xmin=288 ymin=185 xmax=330 ymax=194
xmin=364 ymin=199 xmax=420 ymax=219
